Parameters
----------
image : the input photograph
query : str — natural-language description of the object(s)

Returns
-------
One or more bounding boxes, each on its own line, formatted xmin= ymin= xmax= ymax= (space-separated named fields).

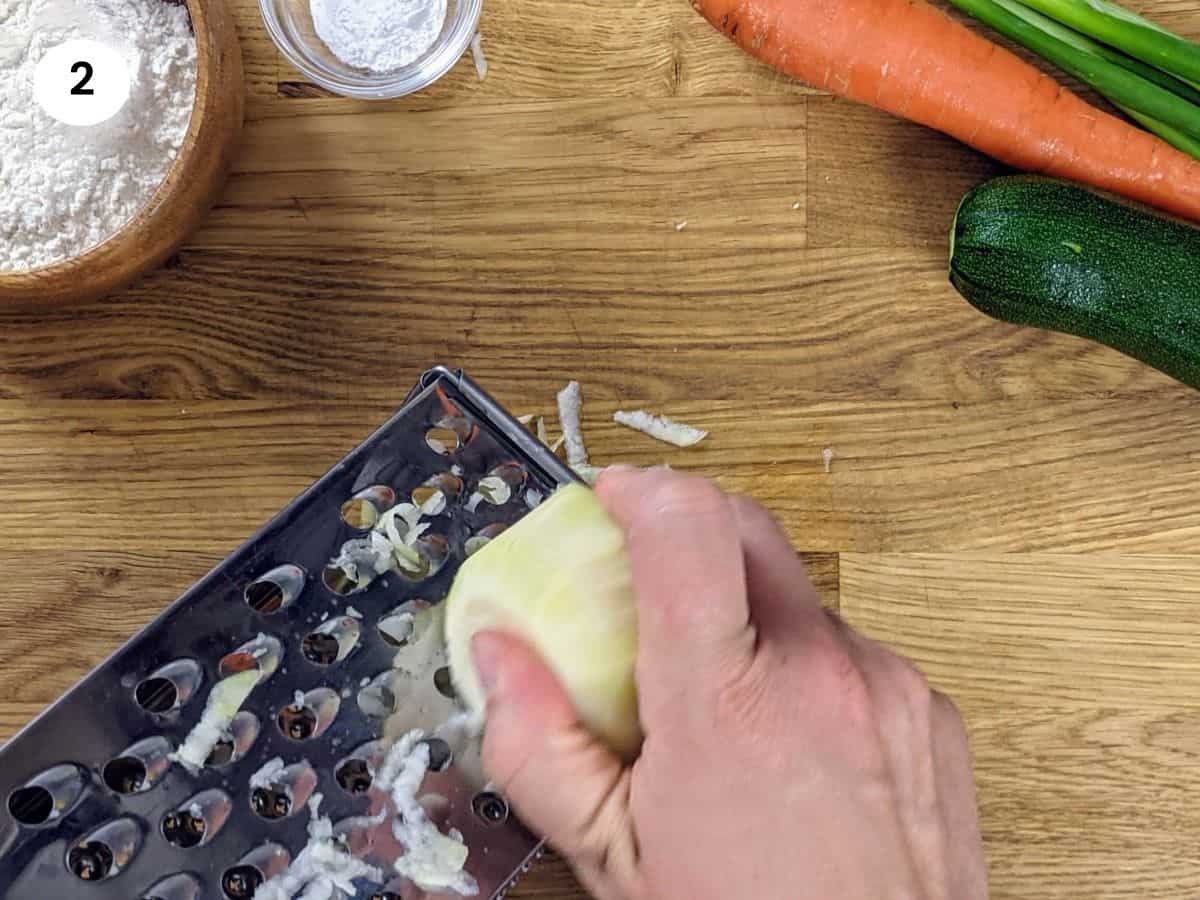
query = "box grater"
xmin=0 ymin=366 xmax=577 ymax=900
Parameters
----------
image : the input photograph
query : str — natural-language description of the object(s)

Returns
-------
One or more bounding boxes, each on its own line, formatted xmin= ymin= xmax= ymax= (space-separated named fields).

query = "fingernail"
xmin=472 ymin=632 xmax=504 ymax=698
xmin=603 ymin=464 xmax=637 ymax=473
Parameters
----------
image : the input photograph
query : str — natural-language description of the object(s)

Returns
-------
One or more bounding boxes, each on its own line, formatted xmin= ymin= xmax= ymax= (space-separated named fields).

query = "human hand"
xmin=471 ymin=467 xmax=988 ymax=900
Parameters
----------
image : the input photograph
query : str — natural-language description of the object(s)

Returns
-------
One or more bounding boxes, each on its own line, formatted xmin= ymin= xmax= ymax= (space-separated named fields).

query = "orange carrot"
xmin=691 ymin=0 xmax=1200 ymax=222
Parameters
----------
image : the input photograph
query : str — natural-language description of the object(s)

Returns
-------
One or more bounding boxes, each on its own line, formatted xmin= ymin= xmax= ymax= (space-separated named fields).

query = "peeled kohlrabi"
xmin=444 ymin=482 xmax=641 ymax=760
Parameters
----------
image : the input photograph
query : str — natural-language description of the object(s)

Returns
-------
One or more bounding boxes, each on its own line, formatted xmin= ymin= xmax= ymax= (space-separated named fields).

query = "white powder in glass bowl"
xmin=310 ymin=0 xmax=447 ymax=73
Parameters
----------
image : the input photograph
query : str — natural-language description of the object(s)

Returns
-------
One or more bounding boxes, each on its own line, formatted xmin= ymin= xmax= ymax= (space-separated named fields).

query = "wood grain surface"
xmin=2 ymin=0 xmax=1200 ymax=896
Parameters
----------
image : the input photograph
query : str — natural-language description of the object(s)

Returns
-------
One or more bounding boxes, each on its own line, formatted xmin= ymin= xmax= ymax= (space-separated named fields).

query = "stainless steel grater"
xmin=0 ymin=366 xmax=576 ymax=900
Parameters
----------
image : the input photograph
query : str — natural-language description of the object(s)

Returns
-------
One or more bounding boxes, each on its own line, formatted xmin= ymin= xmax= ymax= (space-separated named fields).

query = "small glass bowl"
xmin=260 ymin=0 xmax=482 ymax=99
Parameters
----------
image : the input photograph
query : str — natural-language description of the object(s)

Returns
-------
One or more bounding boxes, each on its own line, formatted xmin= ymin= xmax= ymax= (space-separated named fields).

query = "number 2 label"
xmin=34 ymin=40 xmax=129 ymax=127
xmin=70 ymin=61 xmax=95 ymax=96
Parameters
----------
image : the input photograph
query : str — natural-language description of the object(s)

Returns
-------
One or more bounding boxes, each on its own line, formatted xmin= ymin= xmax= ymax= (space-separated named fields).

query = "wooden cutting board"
xmin=1 ymin=0 xmax=1199 ymax=897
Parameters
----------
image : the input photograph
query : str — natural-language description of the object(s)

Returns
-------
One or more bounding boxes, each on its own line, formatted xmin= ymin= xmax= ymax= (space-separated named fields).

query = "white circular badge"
xmin=34 ymin=39 xmax=130 ymax=127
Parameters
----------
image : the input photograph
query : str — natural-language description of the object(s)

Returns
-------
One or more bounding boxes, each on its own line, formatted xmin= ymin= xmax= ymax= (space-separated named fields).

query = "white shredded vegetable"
xmin=419 ymin=490 xmax=447 ymax=517
xmin=249 ymin=756 xmax=287 ymax=790
xmin=556 ymin=381 xmax=589 ymax=469
xmin=573 ymin=463 xmax=603 ymax=486
xmin=330 ymin=533 xmax=394 ymax=588
xmin=253 ymin=794 xmax=384 ymax=900
xmin=613 ymin=409 xmax=707 ymax=447
xmin=376 ymin=504 xmax=426 ymax=571
xmin=376 ymin=730 xmax=479 ymax=895
xmin=822 ymin=448 xmax=835 ymax=474
xmin=170 ymin=670 xmax=261 ymax=773
xmin=476 ymin=475 xmax=511 ymax=505
xmin=470 ymin=32 xmax=488 ymax=81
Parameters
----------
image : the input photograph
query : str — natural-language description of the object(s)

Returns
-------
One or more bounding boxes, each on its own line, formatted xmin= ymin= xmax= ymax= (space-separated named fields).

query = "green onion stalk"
xmin=948 ymin=0 xmax=1200 ymax=158
xmin=1016 ymin=0 xmax=1200 ymax=87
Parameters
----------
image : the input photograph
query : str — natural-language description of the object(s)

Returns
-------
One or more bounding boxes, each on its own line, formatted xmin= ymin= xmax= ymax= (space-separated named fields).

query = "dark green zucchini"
xmin=949 ymin=175 xmax=1200 ymax=388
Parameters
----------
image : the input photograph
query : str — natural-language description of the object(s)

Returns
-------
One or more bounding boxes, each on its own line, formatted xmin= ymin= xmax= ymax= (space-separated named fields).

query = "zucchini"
xmin=949 ymin=175 xmax=1200 ymax=389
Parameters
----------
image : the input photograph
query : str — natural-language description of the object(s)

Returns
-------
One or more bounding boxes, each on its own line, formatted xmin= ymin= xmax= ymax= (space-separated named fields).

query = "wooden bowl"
xmin=0 ymin=0 xmax=244 ymax=305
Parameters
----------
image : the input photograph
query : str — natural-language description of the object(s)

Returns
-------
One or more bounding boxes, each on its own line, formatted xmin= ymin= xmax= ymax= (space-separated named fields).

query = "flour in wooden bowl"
xmin=0 ymin=0 xmax=196 ymax=273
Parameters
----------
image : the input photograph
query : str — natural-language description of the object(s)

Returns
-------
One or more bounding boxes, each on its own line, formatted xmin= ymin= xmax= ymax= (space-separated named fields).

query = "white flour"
xmin=0 ymin=0 xmax=196 ymax=273
xmin=310 ymin=0 xmax=446 ymax=73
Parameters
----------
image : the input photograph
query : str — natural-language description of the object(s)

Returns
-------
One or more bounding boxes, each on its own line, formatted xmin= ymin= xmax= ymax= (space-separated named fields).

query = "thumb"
xmin=472 ymin=629 xmax=634 ymax=870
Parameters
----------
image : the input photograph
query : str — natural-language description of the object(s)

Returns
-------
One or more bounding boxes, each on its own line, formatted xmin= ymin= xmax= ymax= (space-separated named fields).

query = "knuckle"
xmin=713 ymin=647 xmax=773 ymax=725
xmin=812 ymin=631 xmax=876 ymax=729
xmin=897 ymin=660 xmax=932 ymax=706
xmin=644 ymin=474 xmax=729 ymax=521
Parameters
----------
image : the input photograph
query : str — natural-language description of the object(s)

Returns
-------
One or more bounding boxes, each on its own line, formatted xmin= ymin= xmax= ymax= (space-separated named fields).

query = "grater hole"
xmin=67 ymin=818 xmax=141 ymax=879
xmin=277 ymin=704 xmax=317 ymax=741
xmin=250 ymin=787 xmax=291 ymax=820
xmin=161 ymin=790 xmax=231 ymax=849
xmin=205 ymin=739 xmax=235 ymax=767
xmin=321 ymin=565 xmax=360 ymax=596
xmin=134 ymin=659 xmax=203 ymax=713
xmin=104 ymin=737 xmax=171 ymax=795
xmin=301 ymin=616 xmax=361 ymax=666
xmin=102 ymin=757 xmax=146 ymax=794
xmin=277 ymin=689 xmax=339 ymax=741
xmin=369 ymin=894 xmax=401 ymax=900
xmin=465 ymin=522 xmax=508 ymax=557
xmin=433 ymin=666 xmax=456 ymax=700
xmin=244 ymin=565 xmax=306 ymax=614
xmin=357 ymin=680 xmax=397 ymax=718
xmin=219 ymin=636 xmax=282 ymax=680
xmin=378 ymin=612 xmax=414 ymax=647
xmin=205 ymin=712 xmax=260 ymax=768
xmin=467 ymin=462 xmax=528 ymax=512
xmin=417 ymin=737 xmax=452 ymax=772
xmin=67 ymin=841 xmax=114 ymax=880
xmin=340 ymin=486 xmax=396 ymax=530
xmin=379 ymin=599 xmax=435 ymax=648
xmin=472 ymin=791 xmax=510 ymax=826
xmin=301 ymin=632 xmax=339 ymax=665
xmin=335 ymin=758 xmax=372 ymax=795
xmin=134 ymin=677 xmax=178 ymax=714
xmin=7 ymin=786 xmax=53 ymax=826
xmin=411 ymin=485 xmax=442 ymax=511
xmin=142 ymin=872 xmax=202 ymax=900
xmin=244 ymin=582 xmax=283 ymax=614
xmin=221 ymin=866 xmax=263 ymax=899
xmin=425 ymin=426 xmax=461 ymax=455
xmin=160 ymin=810 xmax=206 ymax=849
xmin=411 ymin=472 xmax=463 ymax=514
xmin=141 ymin=873 xmax=202 ymax=900
xmin=340 ymin=498 xmax=378 ymax=530
xmin=491 ymin=461 xmax=528 ymax=487
xmin=397 ymin=534 xmax=450 ymax=583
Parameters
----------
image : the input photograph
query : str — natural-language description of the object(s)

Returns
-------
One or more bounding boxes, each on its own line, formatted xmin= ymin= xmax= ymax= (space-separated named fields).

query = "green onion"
xmin=1014 ymin=0 xmax=1200 ymax=87
xmin=949 ymin=0 xmax=1200 ymax=155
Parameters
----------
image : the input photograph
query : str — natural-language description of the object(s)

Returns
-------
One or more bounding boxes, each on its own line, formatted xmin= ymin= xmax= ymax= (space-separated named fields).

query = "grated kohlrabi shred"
xmin=613 ymin=409 xmax=707 ymax=447
xmin=170 ymin=670 xmax=261 ymax=773
xmin=249 ymin=756 xmax=287 ymax=790
xmin=253 ymin=794 xmax=384 ymax=900
xmin=376 ymin=730 xmax=479 ymax=895
xmin=470 ymin=32 xmax=488 ymax=81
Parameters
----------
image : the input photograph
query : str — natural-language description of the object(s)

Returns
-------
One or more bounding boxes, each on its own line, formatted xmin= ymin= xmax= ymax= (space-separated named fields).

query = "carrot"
xmin=691 ymin=0 xmax=1200 ymax=223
